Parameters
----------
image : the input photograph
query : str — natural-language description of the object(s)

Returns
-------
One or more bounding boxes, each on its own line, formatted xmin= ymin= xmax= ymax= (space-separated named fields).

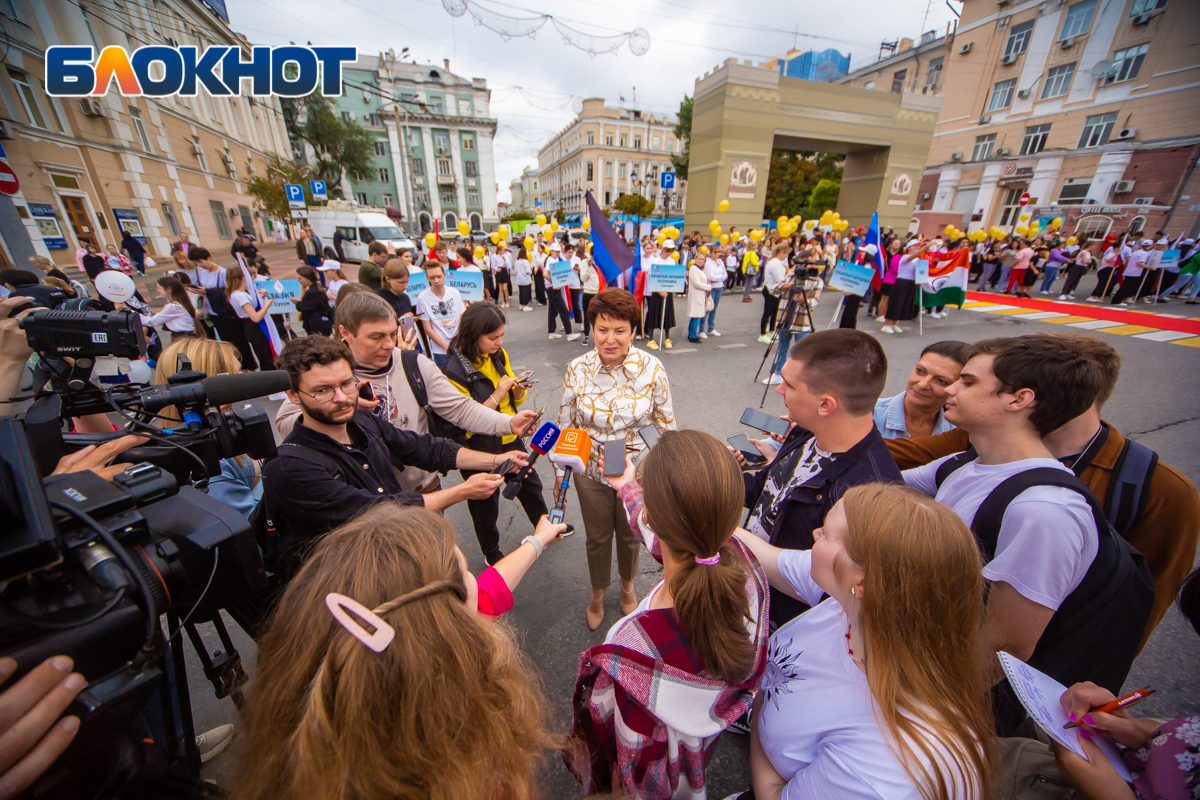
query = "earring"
xmin=850 ymin=588 xmax=858 ymax=598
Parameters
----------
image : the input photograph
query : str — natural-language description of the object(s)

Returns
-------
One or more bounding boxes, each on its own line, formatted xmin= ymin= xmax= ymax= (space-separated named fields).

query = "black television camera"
xmin=0 ymin=303 xmax=288 ymax=798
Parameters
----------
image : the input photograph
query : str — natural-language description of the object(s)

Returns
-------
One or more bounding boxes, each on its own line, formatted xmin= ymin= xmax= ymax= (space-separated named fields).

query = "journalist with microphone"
xmin=556 ymin=287 xmax=676 ymax=630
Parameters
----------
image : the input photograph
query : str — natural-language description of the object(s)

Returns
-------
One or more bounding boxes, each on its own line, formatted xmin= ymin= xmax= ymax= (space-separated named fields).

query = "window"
xmin=618 ymin=163 xmax=627 ymax=178
xmin=989 ymin=79 xmax=1017 ymax=110
xmin=1057 ymin=181 xmax=1091 ymax=204
xmin=405 ymin=127 xmax=420 ymax=144
xmin=1042 ymin=63 xmax=1076 ymax=98
xmin=41 ymin=82 xmax=65 ymax=132
xmin=604 ymin=161 xmax=612 ymax=178
xmin=1077 ymin=216 xmax=1112 ymax=238
xmin=411 ymin=157 xmax=424 ymax=175
xmin=374 ymin=140 xmax=387 ymax=156
xmin=467 ymin=188 xmax=479 ymax=204
xmin=1130 ymin=0 xmax=1166 ymax=14
xmin=50 ymin=173 xmax=79 ymax=190
xmin=587 ymin=131 xmax=594 ymax=145
xmin=440 ymin=188 xmax=456 ymax=205
xmin=437 ymin=159 xmax=452 ymax=176
xmin=414 ymin=187 xmax=430 ymax=207
xmin=428 ymin=96 xmax=443 ymax=115
xmin=999 ymin=187 xmax=1026 ymax=226
xmin=863 ymin=79 xmax=876 ymax=90
xmin=1061 ymin=0 xmax=1097 ymax=39
xmin=369 ymin=113 xmax=383 ymax=126
xmin=7 ymin=68 xmax=46 ymax=129
xmin=434 ymin=131 xmax=449 ymax=151
xmin=129 ymin=107 xmax=152 ymax=151
xmin=341 ymin=111 xmax=352 ymax=122
xmin=462 ymin=136 xmax=475 ymax=151
xmin=464 ymin=161 xmax=478 ymax=178
xmin=161 ymin=202 xmax=180 ymax=236
xmin=606 ymin=134 xmax=613 ymax=146
xmin=923 ymin=57 xmax=944 ymax=89
xmin=209 ymin=200 xmax=231 ymax=238
xmin=604 ymin=189 xmax=612 ymax=205
xmin=1005 ymin=21 xmax=1034 ymax=57
xmin=1128 ymin=215 xmax=1146 ymax=235
xmin=192 ymin=136 xmax=208 ymax=171
xmin=653 ymin=136 xmax=660 ymax=149
xmin=1020 ymin=124 xmax=1052 ymax=155
xmin=355 ymin=192 xmax=368 ymax=205
xmin=1078 ymin=112 xmax=1117 ymax=148
xmin=382 ymin=193 xmax=393 ymax=206
xmin=378 ymin=167 xmax=389 ymax=183
xmin=1107 ymin=44 xmax=1148 ymax=84
xmin=586 ymin=161 xmax=593 ymax=181
xmin=971 ymin=133 xmax=996 ymax=161
xmin=458 ymin=99 xmax=472 ymax=116
xmin=634 ymin=135 xmax=642 ymax=149
xmin=891 ymin=69 xmax=907 ymax=93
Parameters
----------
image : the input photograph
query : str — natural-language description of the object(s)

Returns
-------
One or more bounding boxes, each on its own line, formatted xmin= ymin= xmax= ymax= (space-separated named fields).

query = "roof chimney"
xmin=444 ymin=59 xmax=451 ymax=71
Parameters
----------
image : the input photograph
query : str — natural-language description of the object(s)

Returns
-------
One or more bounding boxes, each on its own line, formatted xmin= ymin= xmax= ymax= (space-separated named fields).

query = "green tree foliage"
xmin=763 ymin=150 xmax=844 ymax=220
xmin=671 ymin=95 xmax=692 ymax=179
xmin=612 ymin=194 xmax=656 ymax=216
xmin=246 ymin=154 xmax=312 ymax=223
xmin=504 ymin=211 xmax=535 ymax=221
xmin=554 ymin=208 xmax=566 ymax=223
xmin=281 ymin=93 xmax=374 ymax=191
xmin=808 ymin=179 xmax=842 ymax=215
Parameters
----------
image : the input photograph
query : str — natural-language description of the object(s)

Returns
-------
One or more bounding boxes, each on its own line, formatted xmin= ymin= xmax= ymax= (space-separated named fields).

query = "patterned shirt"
xmin=556 ymin=347 xmax=676 ymax=482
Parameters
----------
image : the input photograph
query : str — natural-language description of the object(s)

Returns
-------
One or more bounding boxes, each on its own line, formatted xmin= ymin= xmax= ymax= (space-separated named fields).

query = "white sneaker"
xmin=549 ymin=333 xmax=563 ymax=339
xmin=699 ymin=332 xmax=708 ymax=339
xmin=710 ymin=330 xmax=721 ymax=336
xmin=757 ymin=334 xmax=773 ymax=344
xmin=1085 ymin=297 xmax=1102 ymax=303
xmin=1057 ymin=294 xmax=1070 ymax=300
xmin=875 ymin=316 xmax=886 ymax=322
xmin=762 ymin=373 xmax=784 ymax=385
xmin=893 ymin=325 xmax=903 ymax=333
xmin=566 ymin=333 xmax=581 ymax=341
xmin=881 ymin=325 xmax=895 ymax=334
xmin=196 ymin=724 xmax=235 ymax=763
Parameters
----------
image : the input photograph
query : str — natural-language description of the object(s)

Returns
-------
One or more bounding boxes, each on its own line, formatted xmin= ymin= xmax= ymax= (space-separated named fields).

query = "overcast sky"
xmin=226 ymin=0 xmax=960 ymax=202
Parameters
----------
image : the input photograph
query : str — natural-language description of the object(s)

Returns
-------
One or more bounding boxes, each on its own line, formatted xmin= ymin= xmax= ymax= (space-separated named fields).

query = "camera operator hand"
xmin=51 ymin=435 xmax=148 ymax=481
xmin=0 ymin=656 xmax=86 ymax=800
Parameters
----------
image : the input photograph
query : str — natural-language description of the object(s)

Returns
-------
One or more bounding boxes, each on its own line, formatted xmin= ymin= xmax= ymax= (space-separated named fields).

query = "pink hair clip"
xmin=325 ymin=592 xmax=395 ymax=653
xmin=695 ymin=554 xmax=721 ymax=566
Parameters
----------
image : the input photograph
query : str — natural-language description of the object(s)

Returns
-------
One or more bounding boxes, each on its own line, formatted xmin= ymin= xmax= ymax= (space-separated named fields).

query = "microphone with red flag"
xmin=502 ymin=422 xmax=560 ymax=500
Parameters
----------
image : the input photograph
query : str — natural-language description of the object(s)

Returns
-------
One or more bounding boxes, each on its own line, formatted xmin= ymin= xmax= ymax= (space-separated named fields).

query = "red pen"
xmin=1063 ymin=685 xmax=1155 ymax=729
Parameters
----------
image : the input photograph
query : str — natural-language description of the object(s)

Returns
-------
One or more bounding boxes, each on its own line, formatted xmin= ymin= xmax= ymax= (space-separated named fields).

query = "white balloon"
xmin=94 ymin=270 xmax=137 ymax=303
xmin=125 ymin=360 xmax=154 ymax=384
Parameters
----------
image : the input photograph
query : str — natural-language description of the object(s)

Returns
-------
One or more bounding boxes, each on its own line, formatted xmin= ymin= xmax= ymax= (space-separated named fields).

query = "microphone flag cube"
xmin=550 ymin=428 xmax=591 ymax=474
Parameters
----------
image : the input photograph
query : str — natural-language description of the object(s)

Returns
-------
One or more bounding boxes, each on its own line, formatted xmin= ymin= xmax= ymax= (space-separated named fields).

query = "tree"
xmin=612 ymin=194 xmax=655 ymax=216
xmin=763 ymin=149 xmax=844 ymax=219
xmin=554 ymin=208 xmax=566 ymax=223
xmin=671 ymin=95 xmax=692 ymax=179
xmin=281 ymin=92 xmax=374 ymax=192
xmin=246 ymin=154 xmax=312 ymax=224
xmin=808 ymin=179 xmax=841 ymax=215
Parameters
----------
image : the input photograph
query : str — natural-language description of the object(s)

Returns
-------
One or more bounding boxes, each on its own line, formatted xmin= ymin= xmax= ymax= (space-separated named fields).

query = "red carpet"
xmin=965 ymin=291 xmax=1200 ymax=336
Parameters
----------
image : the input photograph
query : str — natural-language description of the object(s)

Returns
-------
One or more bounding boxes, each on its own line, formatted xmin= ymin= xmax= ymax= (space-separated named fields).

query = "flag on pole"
xmin=585 ymin=190 xmax=636 ymax=290
xmin=863 ymin=212 xmax=886 ymax=290
xmin=919 ymin=249 xmax=971 ymax=308
xmin=236 ymin=254 xmax=284 ymax=360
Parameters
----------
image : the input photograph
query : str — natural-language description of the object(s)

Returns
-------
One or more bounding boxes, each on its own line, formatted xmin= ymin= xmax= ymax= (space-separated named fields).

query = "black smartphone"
xmin=740 ymin=407 xmax=791 ymax=438
xmin=359 ymin=381 xmax=376 ymax=401
xmin=728 ymin=435 xmax=767 ymax=467
xmin=638 ymin=424 xmax=661 ymax=449
xmin=492 ymin=459 xmax=513 ymax=475
xmin=603 ymin=440 xmax=626 ymax=476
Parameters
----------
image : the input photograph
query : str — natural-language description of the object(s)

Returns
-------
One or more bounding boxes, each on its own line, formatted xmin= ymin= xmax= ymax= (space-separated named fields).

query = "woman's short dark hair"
xmin=189 ymin=246 xmax=212 ymax=262
xmin=586 ymin=287 xmax=639 ymax=328
xmin=919 ymin=340 xmax=974 ymax=368
xmin=450 ymin=301 xmax=506 ymax=363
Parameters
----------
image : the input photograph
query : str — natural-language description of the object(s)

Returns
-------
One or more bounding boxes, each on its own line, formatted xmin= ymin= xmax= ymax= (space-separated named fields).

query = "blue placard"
xmin=660 ymin=172 xmax=675 ymax=190
xmin=828 ymin=260 xmax=875 ymax=297
xmin=912 ymin=259 xmax=930 ymax=283
xmin=646 ymin=260 xmax=687 ymax=293
xmin=255 ymin=277 xmax=302 ymax=314
xmin=445 ymin=270 xmax=483 ymax=303
xmin=28 ymin=202 xmax=68 ymax=249
xmin=310 ymin=180 xmax=327 ymax=202
xmin=1159 ymin=249 xmax=1181 ymax=270
xmin=285 ymin=183 xmax=305 ymax=209
xmin=405 ymin=269 xmax=428 ymax=302
xmin=547 ymin=259 xmax=578 ymax=289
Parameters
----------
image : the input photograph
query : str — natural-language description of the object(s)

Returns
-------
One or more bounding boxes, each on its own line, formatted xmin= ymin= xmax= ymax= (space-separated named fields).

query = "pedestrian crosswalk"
xmin=961 ymin=293 xmax=1200 ymax=348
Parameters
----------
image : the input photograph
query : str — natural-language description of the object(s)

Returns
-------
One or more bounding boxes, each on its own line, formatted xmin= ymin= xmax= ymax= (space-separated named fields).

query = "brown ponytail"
xmin=639 ymin=430 xmax=756 ymax=685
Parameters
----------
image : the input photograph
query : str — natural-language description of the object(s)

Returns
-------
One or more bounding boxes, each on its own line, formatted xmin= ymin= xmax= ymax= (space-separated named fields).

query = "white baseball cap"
xmin=1141 ymin=239 xmax=1154 ymax=247
xmin=862 ymin=244 xmax=878 ymax=256
xmin=318 ymin=259 xmax=343 ymax=271
xmin=1184 ymin=239 xmax=1195 ymax=245
xmin=1156 ymin=237 xmax=1170 ymax=246
xmin=661 ymin=238 xmax=677 ymax=249
xmin=548 ymin=241 xmax=562 ymax=251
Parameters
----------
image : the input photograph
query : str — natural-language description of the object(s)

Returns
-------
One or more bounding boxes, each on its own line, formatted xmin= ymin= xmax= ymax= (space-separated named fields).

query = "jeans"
xmin=976 ymin=260 xmax=998 ymax=289
xmin=1039 ymin=265 xmax=1061 ymax=293
xmin=1167 ymin=272 xmax=1200 ymax=298
xmin=705 ymin=286 xmax=723 ymax=331
xmin=687 ymin=316 xmax=704 ymax=340
xmin=772 ymin=330 xmax=807 ymax=375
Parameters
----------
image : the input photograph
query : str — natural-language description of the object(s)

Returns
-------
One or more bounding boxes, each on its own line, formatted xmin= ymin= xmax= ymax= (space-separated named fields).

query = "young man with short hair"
xmin=414 ymin=260 xmax=466 ymax=365
xmin=740 ymin=329 xmax=901 ymax=626
xmin=357 ymin=241 xmax=389 ymax=291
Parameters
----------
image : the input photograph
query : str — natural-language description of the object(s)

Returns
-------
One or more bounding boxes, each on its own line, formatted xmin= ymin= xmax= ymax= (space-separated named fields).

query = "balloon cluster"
xmin=986 ymin=226 xmax=1008 ymax=241
xmin=819 ymin=209 xmax=849 ymax=233
xmin=655 ymin=225 xmax=681 ymax=246
xmin=943 ymin=224 xmax=966 ymax=241
xmin=966 ymin=229 xmax=989 ymax=243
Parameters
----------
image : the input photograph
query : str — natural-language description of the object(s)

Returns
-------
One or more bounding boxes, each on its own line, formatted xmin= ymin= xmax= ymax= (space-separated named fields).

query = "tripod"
xmin=753 ymin=265 xmax=819 ymax=407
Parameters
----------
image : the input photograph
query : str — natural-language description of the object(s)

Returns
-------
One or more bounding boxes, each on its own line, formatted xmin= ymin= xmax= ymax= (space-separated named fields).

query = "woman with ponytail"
xmin=733 ymin=483 xmax=992 ymax=800
xmin=566 ymin=429 xmax=770 ymax=800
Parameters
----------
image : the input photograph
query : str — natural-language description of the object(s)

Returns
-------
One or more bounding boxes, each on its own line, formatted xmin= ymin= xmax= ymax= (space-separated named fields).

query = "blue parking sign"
xmin=285 ymin=183 xmax=305 ymax=209
xmin=310 ymin=180 xmax=327 ymax=202
xmin=660 ymin=172 xmax=675 ymax=190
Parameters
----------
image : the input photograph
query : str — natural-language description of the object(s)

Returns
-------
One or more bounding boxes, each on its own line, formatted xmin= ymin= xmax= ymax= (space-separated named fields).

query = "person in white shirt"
xmin=225 ymin=268 xmax=276 ymax=371
xmin=702 ymin=248 xmax=728 ymax=337
xmin=490 ymin=244 xmax=512 ymax=308
xmin=757 ymin=243 xmax=792 ymax=344
xmin=415 ymin=260 xmax=466 ymax=367
xmin=1110 ymin=239 xmax=1152 ymax=306
xmin=320 ymin=260 xmax=349 ymax=305
xmin=883 ymin=240 xmax=929 ymax=334
xmin=513 ymin=246 xmax=534 ymax=311
xmin=578 ymin=250 xmax=600 ymax=346
xmin=139 ymin=275 xmax=199 ymax=339
xmin=734 ymin=483 xmax=990 ymax=800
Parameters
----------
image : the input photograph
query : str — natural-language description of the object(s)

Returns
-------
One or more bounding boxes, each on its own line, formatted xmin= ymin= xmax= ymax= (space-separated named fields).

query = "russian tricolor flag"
xmin=585 ymin=191 xmax=636 ymax=290
xmin=864 ymin=212 xmax=886 ymax=291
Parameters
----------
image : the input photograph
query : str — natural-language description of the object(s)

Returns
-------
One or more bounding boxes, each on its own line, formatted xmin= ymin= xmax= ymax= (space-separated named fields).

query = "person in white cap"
xmin=1110 ymin=239 xmax=1153 ymax=306
xmin=543 ymin=241 xmax=579 ymax=341
xmin=1152 ymin=236 xmax=1180 ymax=301
xmin=882 ymin=239 xmax=928 ymax=334
xmin=644 ymin=240 xmax=677 ymax=350
xmin=319 ymin=259 xmax=349 ymax=305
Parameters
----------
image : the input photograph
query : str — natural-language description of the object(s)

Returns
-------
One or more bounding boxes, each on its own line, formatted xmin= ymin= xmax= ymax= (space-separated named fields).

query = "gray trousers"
xmin=742 ymin=271 xmax=758 ymax=299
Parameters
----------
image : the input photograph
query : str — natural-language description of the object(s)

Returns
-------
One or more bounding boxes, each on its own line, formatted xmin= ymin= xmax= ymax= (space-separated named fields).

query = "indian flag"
xmin=920 ymin=249 xmax=970 ymax=308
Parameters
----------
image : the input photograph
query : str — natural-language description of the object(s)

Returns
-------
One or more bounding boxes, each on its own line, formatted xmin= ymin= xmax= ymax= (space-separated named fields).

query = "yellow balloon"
xmin=1015 ymin=225 xmax=1030 ymax=236
xmin=698 ymin=245 xmax=709 ymax=255
xmin=777 ymin=216 xmax=788 ymax=226
xmin=719 ymin=234 xmax=730 ymax=245
xmin=489 ymin=232 xmax=500 ymax=244
xmin=1019 ymin=212 xmax=1031 ymax=223
xmin=670 ymin=252 xmax=680 ymax=262
xmin=424 ymin=232 xmax=437 ymax=248
xmin=582 ymin=218 xmax=591 ymax=231
xmin=457 ymin=220 xmax=470 ymax=235
xmin=474 ymin=245 xmax=485 ymax=259
xmin=536 ymin=214 xmax=547 ymax=226
xmin=718 ymin=200 xmax=730 ymax=213
xmin=804 ymin=220 xmax=817 ymax=230
xmin=712 ymin=226 xmax=722 ymax=239
xmin=709 ymin=219 xmax=720 ymax=231
xmin=656 ymin=233 xmax=666 ymax=245
xmin=523 ymin=236 xmax=535 ymax=251
xmin=1066 ymin=236 xmax=1078 ymax=245
xmin=587 ymin=241 xmax=592 ymax=252
xmin=731 ymin=232 xmax=741 ymax=243
xmin=1051 ymin=217 xmax=1063 ymax=230
xmin=550 ymin=220 xmax=559 ymax=232
xmin=944 ymin=225 xmax=956 ymax=236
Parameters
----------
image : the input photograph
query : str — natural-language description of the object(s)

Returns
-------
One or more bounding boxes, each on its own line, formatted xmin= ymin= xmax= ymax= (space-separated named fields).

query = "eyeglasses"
xmin=298 ymin=377 xmax=360 ymax=403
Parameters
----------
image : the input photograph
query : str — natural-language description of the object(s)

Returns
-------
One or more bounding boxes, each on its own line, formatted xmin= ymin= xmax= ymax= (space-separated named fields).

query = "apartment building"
xmin=837 ymin=26 xmax=955 ymax=98
xmin=0 ymin=0 xmax=292 ymax=268
xmin=917 ymin=0 xmax=1199 ymax=239
xmin=509 ymin=166 xmax=540 ymax=214
xmin=537 ymin=98 xmax=687 ymax=218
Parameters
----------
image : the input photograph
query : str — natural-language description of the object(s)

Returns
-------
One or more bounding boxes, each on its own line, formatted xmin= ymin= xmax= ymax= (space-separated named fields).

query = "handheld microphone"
xmin=502 ymin=422 xmax=561 ymax=500
xmin=135 ymin=371 xmax=292 ymax=414
xmin=547 ymin=429 xmax=592 ymax=525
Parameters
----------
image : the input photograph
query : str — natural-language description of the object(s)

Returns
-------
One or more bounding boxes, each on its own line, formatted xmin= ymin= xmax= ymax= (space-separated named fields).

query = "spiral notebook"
xmin=997 ymin=651 xmax=1132 ymax=780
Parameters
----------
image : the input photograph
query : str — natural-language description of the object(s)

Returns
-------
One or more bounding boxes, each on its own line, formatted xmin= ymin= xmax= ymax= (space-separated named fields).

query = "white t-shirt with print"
xmin=415 ymin=286 xmax=465 ymax=354
xmin=903 ymin=455 xmax=1098 ymax=610
xmin=746 ymin=437 xmax=834 ymax=541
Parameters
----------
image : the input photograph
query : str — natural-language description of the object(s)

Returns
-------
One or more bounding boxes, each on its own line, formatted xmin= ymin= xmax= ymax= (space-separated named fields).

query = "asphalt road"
xmin=182 ymin=277 xmax=1200 ymax=798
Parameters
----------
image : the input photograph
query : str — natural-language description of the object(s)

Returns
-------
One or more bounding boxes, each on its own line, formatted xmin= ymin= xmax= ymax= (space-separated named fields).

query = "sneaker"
xmin=549 ymin=333 xmax=564 ymax=339
xmin=581 ymin=337 xmax=589 ymax=345
xmin=647 ymin=340 xmax=659 ymax=350
xmin=566 ymin=333 xmax=581 ymax=341
xmin=728 ymin=710 xmax=753 ymax=736
xmin=761 ymin=373 xmax=784 ymax=385
xmin=742 ymin=297 xmax=753 ymax=303
xmin=1057 ymin=294 xmax=1070 ymax=300
xmin=893 ymin=325 xmax=903 ymax=333
xmin=875 ymin=316 xmax=886 ymax=323
xmin=710 ymin=330 xmax=721 ymax=336
xmin=196 ymin=724 xmax=234 ymax=764
xmin=699 ymin=332 xmax=708 ymax=339
xmin=881 ymin=325 xmax=895 ymax=334
xmin=1085 ymin=296 xmax=1102 ymax=303
xmin=664 ymin=339 xmax=673 ymax=349
xmin=756 ymin=334 xmax=773 ymax=344
xmin=484 ymin=549 xmax=505 ymax=566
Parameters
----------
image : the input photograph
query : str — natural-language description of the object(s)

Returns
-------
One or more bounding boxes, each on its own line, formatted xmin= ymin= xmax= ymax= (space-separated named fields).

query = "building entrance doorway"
xmin=61 ymin=196 xmax=98 ymax=249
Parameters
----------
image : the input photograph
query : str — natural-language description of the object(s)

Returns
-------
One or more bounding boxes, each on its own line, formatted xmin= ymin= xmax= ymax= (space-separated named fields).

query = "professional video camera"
xmin=0 ymin=295 xmax=289 ymax=798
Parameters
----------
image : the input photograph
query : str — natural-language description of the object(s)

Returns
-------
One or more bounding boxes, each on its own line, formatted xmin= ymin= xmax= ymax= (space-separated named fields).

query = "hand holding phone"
xmin=728 ymin=435 xmax=768 ymax=468
xmin=740 ymin=407 xmax=791 ymax=438
xmin=603 ymin=440 xmax=627 ymax=476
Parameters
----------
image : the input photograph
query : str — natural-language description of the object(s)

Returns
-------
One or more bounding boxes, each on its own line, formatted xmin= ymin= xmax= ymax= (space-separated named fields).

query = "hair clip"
xmin=695 ymin=554 xmax=721 ymax=566
xmin=325 ymin=593 xmax=395 ymax=653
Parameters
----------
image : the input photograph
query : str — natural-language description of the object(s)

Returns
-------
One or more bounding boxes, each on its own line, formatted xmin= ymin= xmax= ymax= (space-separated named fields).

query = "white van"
xmin=307 ymin=207 xmax=417 ymax=262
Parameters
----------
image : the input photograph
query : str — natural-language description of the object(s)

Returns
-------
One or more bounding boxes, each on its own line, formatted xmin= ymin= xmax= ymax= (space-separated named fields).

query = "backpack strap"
xmin=399 ymin=348 xmax=429 ymax=410
xmin=1103 ymin=438 xmax=1158 ymax=538
xmin=934 ymin=447 xmax=977 ymax=489
xmin=969 ymin=468 xmax=1107 ymax=561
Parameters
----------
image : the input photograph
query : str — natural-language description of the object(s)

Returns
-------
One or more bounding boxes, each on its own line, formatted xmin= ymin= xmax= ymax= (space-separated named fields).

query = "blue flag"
xmin=585 ymin=191 xmax=635 ymax=289
xmin=864 ymin=212 xmax=886 ymax=290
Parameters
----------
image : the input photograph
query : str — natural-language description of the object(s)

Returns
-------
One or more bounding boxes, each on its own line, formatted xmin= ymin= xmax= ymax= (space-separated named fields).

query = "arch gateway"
xmin=685 ymin=60 xmax=941 ymax=234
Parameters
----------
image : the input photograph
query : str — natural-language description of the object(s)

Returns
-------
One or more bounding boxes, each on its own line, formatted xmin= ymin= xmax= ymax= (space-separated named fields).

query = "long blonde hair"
xmin=841 ymin=484 xmax=992 ymax=800
xmin=153 ymin=338 xmax=240 ymax=421
xmin=233 ymin=504 xmax=555 ymax=800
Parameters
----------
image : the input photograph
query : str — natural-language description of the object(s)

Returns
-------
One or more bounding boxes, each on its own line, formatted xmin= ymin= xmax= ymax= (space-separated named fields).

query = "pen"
xmin=1063 ymin=685 xmax=1155 ymax=729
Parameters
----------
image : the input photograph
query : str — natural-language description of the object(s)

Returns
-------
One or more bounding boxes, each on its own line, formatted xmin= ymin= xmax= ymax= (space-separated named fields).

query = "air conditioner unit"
xmin=1114 ymin=127 xmax=1137 ymax=140
xmin=959 ymin=42 xmax=973 ymax=54
xmin=996 ymin=147 xmax=1011 ymax=156
xmin=1133 ymin=197 xmax=1154 ymax=205
xmin=1017 ymin=89 xmax=1031 ymax=99
xmin=1000 ymin=54 xmax=1017 ymax=66
xmin=79 ymin=98 xmax=104 ymax=116
xmin=189 ymin=141 xmax=203 ymax=156
xmin=1060 ymin=36 xmax=1076 ymax=49
xmin=1132 ymin=12 xmax=1151 ymax=24
xmin=1113 ymin=180 xmax=1135 ymax=193
xmin=951 ymin=151 xmax=964 ymax=161
xmin=979 ymin=115 xmax=993 ymax=124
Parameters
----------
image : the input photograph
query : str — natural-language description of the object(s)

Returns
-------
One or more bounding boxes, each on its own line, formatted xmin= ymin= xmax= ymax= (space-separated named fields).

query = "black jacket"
xmin=295 ymin=284 xmax=332 ymax=335
xmin=122 ymin=236 xmax=145 ymax=259
xmin=377 ymin=288 xmax=413 ymax=319
xmin=262 ymin=409 xmax=460 ymax=548
xmin=231 ymin=240 xmax=259 ymax=265
xmin=744 ymin=423 xmax=901 ymax=626
xmin=82 ymin=254 xmax=106 ymax=281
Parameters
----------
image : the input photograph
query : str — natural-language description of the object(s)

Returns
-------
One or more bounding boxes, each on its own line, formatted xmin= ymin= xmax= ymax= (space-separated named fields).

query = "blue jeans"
xmin=687 ymin=316 xmax=704 ymax=340
xmin=1167 ymin=272 xmax=1199 ymax=298
xmin=705 ymin=286 xmax=723 ymax=331
xmin=1039 ymin=265 xmax=1060 ymax=292
xmin=772 ymin=330 xmax=809 ymax=375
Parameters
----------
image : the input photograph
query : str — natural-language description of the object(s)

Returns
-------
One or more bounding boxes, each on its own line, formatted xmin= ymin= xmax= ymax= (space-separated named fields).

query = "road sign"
xmin=285 ymin=183 xmax=305 ymax=210
xmin=0 ymin=161 xmax=19 ymax=196
xmin=310 ymin=180 xmax=327 ymax=202
xmin=660 ymin=172 xmax=676 ymax=190
xmin=291 ymin=208 xmax=309 ymax=219
xmin=1019 ymin=192 xmax=1031 ymax=206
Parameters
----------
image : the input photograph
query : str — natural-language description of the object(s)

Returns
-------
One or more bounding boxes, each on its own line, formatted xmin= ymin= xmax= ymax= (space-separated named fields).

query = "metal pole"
xmin=919 ymin=285 xmax=924 ymax=336
xmin=827 ymin=295 xmax=844 ymax=329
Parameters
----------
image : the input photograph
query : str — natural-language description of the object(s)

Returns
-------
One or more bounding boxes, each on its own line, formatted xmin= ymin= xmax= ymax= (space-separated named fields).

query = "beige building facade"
xmin=509 ymin=166 xmax=540 ymax=213
xmin=0 ymin=0 xmax=292 ymax=269
xmin=918 ymin=0 xmax=1200 ymax=240
xmin=537 ymin=98 xmax=687 ymax=217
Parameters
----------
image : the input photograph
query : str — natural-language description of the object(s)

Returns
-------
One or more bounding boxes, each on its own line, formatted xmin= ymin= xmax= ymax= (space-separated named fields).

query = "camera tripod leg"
xmin=184 ymin=612 xmax=249 ymax=710
xmin=165 ymin=609 xmax=203 ymax=775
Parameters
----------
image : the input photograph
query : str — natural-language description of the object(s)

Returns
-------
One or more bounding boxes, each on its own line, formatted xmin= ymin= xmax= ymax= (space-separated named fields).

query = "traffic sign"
xmin=1019 ymin=192 xmax=1031 ymax=207
xmin=285 ymin=183 xmax=305 ymax=209
xmin=291 ymin=208 xmax=309 ymax=219
xmin=310 ymin=180 xmax=327 ymax=202
xmin=0 ymin=161 xmax=19 ymax=196
xmin=660 ymin=172 xmax=676 ymax=190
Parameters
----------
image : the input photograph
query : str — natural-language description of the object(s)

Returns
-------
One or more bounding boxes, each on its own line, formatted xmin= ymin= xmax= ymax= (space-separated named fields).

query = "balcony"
xmin=0 ymin=13 xmax=38 ymax=50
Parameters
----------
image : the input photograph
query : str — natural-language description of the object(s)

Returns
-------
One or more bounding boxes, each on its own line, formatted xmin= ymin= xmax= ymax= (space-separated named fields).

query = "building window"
xmin=428 ymin=96 xmax=443 ymax=115
xmin=1128 ymin=215 xmax=1146 ymax=235
xmin=633 ymin=135 xmax=642 ymax=149
xmin=989 ymin=78 xmax=1017 ymax=110
xmin=1129 ymin=0 xmax=1166 ymax=14
xmin=606 ymin=133 xmax=613 ymax=146
xmin=355 ymin=192 xmax=368 ymax=205
xmin=440 ymin=188 xmax=456 ymax=206
xmin=1020 ymin=124 xmax=1051 ymax=155
xmin=1077 ymin=215 xmax=1112 ymax=238
xmin=619 ymin=163 xmax=627 ymax=178
xmin=434 ymin=131 xmax=449 ymax=151
xmin=586 ymin=161 xmax=594 ymax=181
xmin=51 ymin=173 xmax=79 ymax=189
xmin=458 ymin=99 xmax=472 ymax=116
xmin=209 ymin=200 xmax=231 ymax=239
xmin=923 ymin=57 xmax=944 ymax=89
xmin=378 ymin=167 xmax=389 ymax=183
xmin=462 ymin=136 xmax=475 ymax=150
xmin=374 ymin=140 xmax=387 ymax=156
xmin=192 ymin=136 xmax=208 ymax=171
xmin=999 ymin=187 xmax=1026 ymax=226
xmin=604 ymin=161 xmax=612 ymax=178
xmin=863 ymin=79 xmax=876 ymax=90
xmin=891 ymin=69 xmax=907 ymax=93
xmin=129 ymin=106 xmax=152 ymax=151
xmin=41 ymin=81 xmax=65 ymax=132
xmin=369 ymin=113 xmax=383 ymax=126
xmin=7 ymin=68 xmax=46 ymax=129
xmin=971 ymin=133 xmax=996 ymax=161
xmin=604 ymin=189 xmax=611 ymax=205
xmin=587 ymin=132 xmax=594 ymax=145
xmin=382 ymin=193 xmax=393 ymax=206
xmin=437 ymin=159 xmax=452 ymax=176
xmin=619 ymin=134 xmax=627 ymax=147
xmin=1057 ymin=182 xmax=1091 ymax=204
xmin=1005 ymin=21 xmax=1034 ymax=57
xmin=414 ymin=187 xmax=430 ymax=207
xmin=1061 ymin=0 xmax=1097 ymax=39
xmin=1078 ymin=112 xmax=1117 ymax=148
xmin=467 ymin=188 xmax=479 ymax=204
xmin=411 ymin=157 xmax=424 ymax=175
xmin=1042 ymin=63 xmax=1076 ymax=98
xmin=341 ymin=111 xmax=352 ymax=122
xmin=464 ymin=161 xmax=478 ymax=178
xmin=1107 ymin=44 xmax=1148 ymax=84
xmin=161 ymin=202 xmax=180 ymax=236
